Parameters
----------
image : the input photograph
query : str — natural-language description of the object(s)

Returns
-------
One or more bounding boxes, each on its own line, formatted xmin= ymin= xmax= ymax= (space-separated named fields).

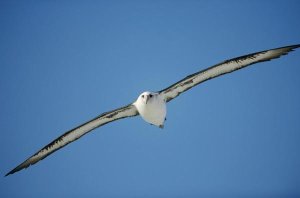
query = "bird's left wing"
xmin=5 ymin=103 xmax=138 ymax=176
xmin=159 ymin=44 xmax=300 ymax=102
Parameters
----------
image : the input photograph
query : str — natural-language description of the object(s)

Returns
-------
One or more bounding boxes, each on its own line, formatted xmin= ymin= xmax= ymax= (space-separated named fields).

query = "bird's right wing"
xmin=159 ymin=44 xmax=300 ymax=102
xmin=6 ymin=103 xmax=138 ymax=176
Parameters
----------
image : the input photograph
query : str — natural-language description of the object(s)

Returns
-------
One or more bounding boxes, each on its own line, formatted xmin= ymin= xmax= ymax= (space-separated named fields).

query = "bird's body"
xmin=5 ymin=44 xmax=300 ymax=176
xmin=134 ymin=92 xmax=167 ymax=128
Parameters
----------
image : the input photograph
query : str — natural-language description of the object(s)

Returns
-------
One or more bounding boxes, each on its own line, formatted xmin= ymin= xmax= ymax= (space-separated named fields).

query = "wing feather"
xmin=159 ymin=44 xmax=300 ymax=102
xmin=5 ymin=104 xmax=138 ymax=176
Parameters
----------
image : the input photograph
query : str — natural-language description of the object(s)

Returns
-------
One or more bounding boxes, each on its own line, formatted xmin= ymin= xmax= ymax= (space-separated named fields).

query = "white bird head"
xmin=134 ymin=91 xmax=167 ymax=128
xmin=5 ymin=44 xmax=299 ymax=176
xmin=137 ymin=91 xmax=155 ymax=104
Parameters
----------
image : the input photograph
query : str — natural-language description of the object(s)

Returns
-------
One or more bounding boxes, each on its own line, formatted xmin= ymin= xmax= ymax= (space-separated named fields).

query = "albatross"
xmin=5 ymin=44 xmax=300 ymax=176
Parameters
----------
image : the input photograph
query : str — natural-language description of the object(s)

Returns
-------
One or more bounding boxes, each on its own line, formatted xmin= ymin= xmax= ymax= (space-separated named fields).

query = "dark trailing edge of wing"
xmin=159 ymin=44 xmax=300 ymax=102
xmin=5 ymin=44 xmax=300 ymax=176
xmin=5 ymin=104 xmax=138 ymax=176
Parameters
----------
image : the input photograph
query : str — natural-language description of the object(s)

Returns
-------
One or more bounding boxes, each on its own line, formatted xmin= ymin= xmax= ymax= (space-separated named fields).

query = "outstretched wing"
xmin=159 ymin=44 xmax=300 ymax=102
xmin=5 ymin=104 xmax=138 ymax=176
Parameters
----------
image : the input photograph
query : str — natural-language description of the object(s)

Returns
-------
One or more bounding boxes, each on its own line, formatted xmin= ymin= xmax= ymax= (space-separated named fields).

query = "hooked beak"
xmin=145 ymin=95 xmax=149 ymax=104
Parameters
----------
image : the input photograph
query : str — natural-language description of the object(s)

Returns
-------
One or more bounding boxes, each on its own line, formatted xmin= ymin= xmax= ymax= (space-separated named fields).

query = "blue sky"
xmin=1 ymin=1 xmax=300 ymax=197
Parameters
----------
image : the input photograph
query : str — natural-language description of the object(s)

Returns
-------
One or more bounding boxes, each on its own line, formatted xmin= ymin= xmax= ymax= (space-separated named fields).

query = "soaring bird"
xmin=5 ymin=44 xmax=300 ymax=176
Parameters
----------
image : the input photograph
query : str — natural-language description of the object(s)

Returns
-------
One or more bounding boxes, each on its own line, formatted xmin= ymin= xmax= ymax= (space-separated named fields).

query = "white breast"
xmin=134 ymin=94 xmax=167 ymax=127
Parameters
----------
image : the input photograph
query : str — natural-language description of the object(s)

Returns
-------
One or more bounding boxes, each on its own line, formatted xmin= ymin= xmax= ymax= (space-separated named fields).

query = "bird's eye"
xmin=149 ymin=94 xmax=153 ymax=98
xmin=141 ymin=95 xmax=144 ymax=98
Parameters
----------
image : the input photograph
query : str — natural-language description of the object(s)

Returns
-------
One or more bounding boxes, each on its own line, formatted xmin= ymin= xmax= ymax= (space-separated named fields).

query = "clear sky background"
xmin=1 ymin=1 xmax=300 ymax=197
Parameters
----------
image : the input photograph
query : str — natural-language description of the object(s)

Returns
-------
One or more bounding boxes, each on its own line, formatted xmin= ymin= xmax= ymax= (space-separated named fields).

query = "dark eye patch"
xmin=142 ymin=95 xmax=144 ymax=98
xmin=149 ymin=94 xmax=153 ymax=98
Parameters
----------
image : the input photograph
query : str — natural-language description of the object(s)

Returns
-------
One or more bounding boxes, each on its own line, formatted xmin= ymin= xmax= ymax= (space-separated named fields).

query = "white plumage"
xmin=6 ymin=44 xmax=299 ymax=176
xmin=134 ymin=91 xmax=167 ymax=128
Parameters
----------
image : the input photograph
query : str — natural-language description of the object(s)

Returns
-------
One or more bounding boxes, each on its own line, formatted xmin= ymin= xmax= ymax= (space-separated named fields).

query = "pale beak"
xmin=145 ymin=95 xmax=150 ymax=104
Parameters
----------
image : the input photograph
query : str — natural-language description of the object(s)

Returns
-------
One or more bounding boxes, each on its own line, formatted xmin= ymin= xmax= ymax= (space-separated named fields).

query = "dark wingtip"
xmin=5 ymin=168 xmax=19 ymax=177
xmin=287 ymin=44 xmax=300 ymax=50
xmin=285 ymin=44 xmax=300 ymax=52
xmin=4 ymin=160 xmax=31 ymax=177
xmin=291 ymin=44 xmax=300 ymax=48
xmin=5 ymin=171 xmax=13 ymax=177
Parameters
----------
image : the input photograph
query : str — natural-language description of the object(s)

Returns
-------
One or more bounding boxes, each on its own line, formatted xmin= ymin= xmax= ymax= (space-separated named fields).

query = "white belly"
xmin=141 ymin=101 xmax=166 ymax=126
xmin=134 ymin=94 xmax=167 ymax=127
